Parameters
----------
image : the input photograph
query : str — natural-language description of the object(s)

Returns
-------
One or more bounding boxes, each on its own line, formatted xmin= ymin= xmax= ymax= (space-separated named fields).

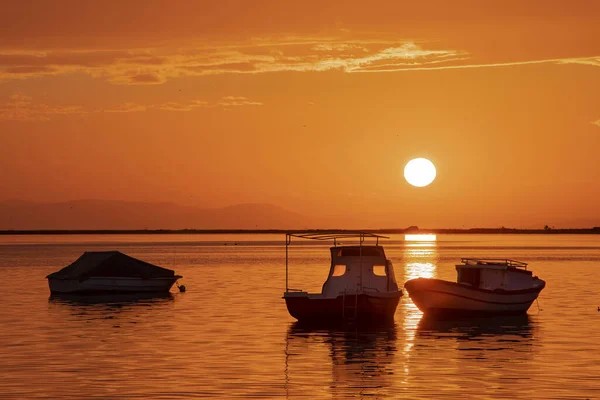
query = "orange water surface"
xmin=1 ymin=234 xmax=599 ymax=399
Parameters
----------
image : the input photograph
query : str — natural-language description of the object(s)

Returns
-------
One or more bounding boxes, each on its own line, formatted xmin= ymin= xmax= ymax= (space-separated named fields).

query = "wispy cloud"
xmin=557 ymin=57 xmax=600 ymax=67
xmin=152 ymin=97 xmax=262 ymax=111
xmin=0 ymin=95 xmax=262 ymax=121
xmin=217 ymin=96 xmax=263 ymax=107
xmin=0 ymin=94 xmax=87 ymax=121
xmin=1 ymin=38 xmax=599 ymax=85
xmin=0 ymin=40 xmax=462 ymax=84
xmin=102 ymin=102 xmax=148 ymax=113
xmin=353 ymin=56 xmax=600 ymax=73
xmin=155 ymin=100 xmax=209 ymax=111
xmin=592 ymin=119 xmax=600 ymax=128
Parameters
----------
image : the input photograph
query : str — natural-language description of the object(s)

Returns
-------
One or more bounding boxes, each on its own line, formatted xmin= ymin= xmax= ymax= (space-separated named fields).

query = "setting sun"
xmin=404 ymin=158 xmax=436 ymax=187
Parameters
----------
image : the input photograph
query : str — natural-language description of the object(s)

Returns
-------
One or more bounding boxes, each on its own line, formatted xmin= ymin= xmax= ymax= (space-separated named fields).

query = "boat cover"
xmin=46 ymin=251 xmax=176 ymax=280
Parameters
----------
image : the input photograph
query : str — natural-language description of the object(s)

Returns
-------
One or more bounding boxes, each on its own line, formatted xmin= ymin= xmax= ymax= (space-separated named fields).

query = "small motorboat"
xmin=404 ymin=258 xmax=545 ymax=316
xmin=46 ymin=251 xmax=182 ymax=294
xmin=283 ymin=232 xmax=403 ymax=324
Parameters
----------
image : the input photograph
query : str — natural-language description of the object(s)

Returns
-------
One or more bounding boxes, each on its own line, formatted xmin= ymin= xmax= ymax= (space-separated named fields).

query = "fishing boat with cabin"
xmin=283 ymin=232 xmax=403 ymax=324
xmin=404 ymin=258 xmax=546 ymax=316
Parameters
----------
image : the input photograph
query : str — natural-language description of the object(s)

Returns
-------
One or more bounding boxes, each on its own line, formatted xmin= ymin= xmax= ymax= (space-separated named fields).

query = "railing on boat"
xmin=286 ymin=231 xmax=389 ymax=246
xmin=460 ymin=258 xmax=528 ymax=269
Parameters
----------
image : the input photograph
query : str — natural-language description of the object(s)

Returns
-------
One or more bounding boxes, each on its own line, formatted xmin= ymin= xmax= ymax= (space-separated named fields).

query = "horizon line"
xmin=1 ymin=227 xmax=599 ymax=235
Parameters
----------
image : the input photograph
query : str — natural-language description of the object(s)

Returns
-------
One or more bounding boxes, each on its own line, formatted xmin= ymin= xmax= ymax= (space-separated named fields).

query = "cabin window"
xmin=373 ymin=265 xmax=387 ymax=276
xmin=332 ymin=265 xmax=346 ymax=276
xmin=458 ymin=268 xmax=481 ymax=287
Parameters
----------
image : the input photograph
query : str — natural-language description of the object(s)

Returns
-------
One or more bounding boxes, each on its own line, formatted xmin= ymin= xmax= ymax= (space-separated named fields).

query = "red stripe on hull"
xmin=284 ymin=293 xmax=401 ymax=324
xmin=419 ymin=308 xmax=533 ymax=318
xmin=419 ymin=289 xmax=541 ymax=305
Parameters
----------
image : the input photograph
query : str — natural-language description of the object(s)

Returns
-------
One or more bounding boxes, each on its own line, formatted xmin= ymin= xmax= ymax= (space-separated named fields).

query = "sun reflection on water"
xmin=405 ymin=262 xmax=436 ymax=280
xmin=400 ymin=234 xmax=439 ymax=383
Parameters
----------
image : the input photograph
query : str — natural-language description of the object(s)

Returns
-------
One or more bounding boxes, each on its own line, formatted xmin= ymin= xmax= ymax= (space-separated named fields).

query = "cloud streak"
xmin=0 ymin=94 xmax=87 ymax=121
xmin=1 ymin=38 xmax=599 ymax=85
xmin=0 ymin=40 xmax=462 ymax=84
xmin=0 ymin=95 xmax=262 ymax=121
xmin=353 ymin=56 xmax=600 ymax=72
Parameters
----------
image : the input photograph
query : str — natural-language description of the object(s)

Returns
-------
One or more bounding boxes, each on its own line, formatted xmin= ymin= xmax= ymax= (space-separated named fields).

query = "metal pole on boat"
xmin=358 ymin=233 xmax=363 ymax=292
xmin=285 ymin=234 xmax=290 ymax=292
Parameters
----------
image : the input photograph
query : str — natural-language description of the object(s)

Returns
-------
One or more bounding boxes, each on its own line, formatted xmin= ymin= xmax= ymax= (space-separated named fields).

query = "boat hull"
xmin=48 ymin=276 xmax=181 ymax=294
xmin=404 ymin=278 xmax=545 ymax=316
xmin=284 ymin=292 xmax=402 ymax=324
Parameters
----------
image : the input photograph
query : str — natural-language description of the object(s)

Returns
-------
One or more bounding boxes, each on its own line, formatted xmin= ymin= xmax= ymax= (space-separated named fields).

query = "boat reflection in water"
xmin=417 ymin=313 xmax=535 ymax=342
xmin=49 ymin=292 xmax=175 ymax=306
xmin=285 ymin=322 xmax=397 ymax=398
xmin=404 ymin=314 xmax=540 ymax=394
xmin=47 ymin=292 xmax=176 ymax=322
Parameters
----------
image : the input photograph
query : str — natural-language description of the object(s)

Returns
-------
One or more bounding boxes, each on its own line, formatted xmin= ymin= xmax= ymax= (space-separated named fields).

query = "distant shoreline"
xmin=1 ymin=228 xmax=599 ymax=235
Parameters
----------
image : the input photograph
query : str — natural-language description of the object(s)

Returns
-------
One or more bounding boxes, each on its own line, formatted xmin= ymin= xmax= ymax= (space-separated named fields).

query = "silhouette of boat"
xmin=404 ymin=258 xmax=545 ymax=316
xmin=46 ymin=251 xmax=182 ymax=294
xmin=283 ymin=232 xmax=403 ymax=324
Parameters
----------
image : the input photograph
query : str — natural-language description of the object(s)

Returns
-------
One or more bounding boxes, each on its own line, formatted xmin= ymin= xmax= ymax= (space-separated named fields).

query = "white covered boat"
xmin=47 ymin=251 xmax=182 ymax=294
xmin=404 ymin=258 xmax=545 ymax=316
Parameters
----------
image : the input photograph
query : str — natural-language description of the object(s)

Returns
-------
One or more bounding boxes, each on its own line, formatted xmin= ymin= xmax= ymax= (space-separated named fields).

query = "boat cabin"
xmin=320 ymin=245 xmax=399 ymax=297
xmin=456 ymin=258 xmax=535 ymax=291
xmin=284 ymin=232 xmax=400 ymax=298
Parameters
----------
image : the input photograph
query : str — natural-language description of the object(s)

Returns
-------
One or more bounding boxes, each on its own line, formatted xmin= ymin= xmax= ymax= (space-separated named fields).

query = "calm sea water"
xmin=1 ymin=233 xmax=599 ymax=399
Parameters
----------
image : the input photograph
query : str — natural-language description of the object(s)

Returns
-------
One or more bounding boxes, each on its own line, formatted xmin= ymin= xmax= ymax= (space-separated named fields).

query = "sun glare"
xmin=405 ymin=234 xmax=437 ymax=242
xmin=404 ymin=158 xmax=436 ymax=187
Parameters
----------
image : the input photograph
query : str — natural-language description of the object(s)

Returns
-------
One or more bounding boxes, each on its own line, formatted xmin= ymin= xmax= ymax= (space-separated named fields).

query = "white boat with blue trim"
xmin=404 ymin=258 xmax=545 ymax=317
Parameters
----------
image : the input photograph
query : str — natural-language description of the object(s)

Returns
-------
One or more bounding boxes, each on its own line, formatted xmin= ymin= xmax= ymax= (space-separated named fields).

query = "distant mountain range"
xmin=1 ymin=199 xmax=598 ymax=231
xmin=0 ymin=200 xmax=316 ymax=230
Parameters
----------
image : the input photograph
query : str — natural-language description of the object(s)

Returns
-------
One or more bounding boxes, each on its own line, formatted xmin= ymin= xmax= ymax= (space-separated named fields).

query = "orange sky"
xmin=1 ymin=0 xmax=599 ymax=228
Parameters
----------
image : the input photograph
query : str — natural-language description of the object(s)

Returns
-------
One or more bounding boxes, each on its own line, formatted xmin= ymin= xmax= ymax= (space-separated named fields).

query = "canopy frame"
xmin=285 ymin=231 xmax=389 ymax=292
